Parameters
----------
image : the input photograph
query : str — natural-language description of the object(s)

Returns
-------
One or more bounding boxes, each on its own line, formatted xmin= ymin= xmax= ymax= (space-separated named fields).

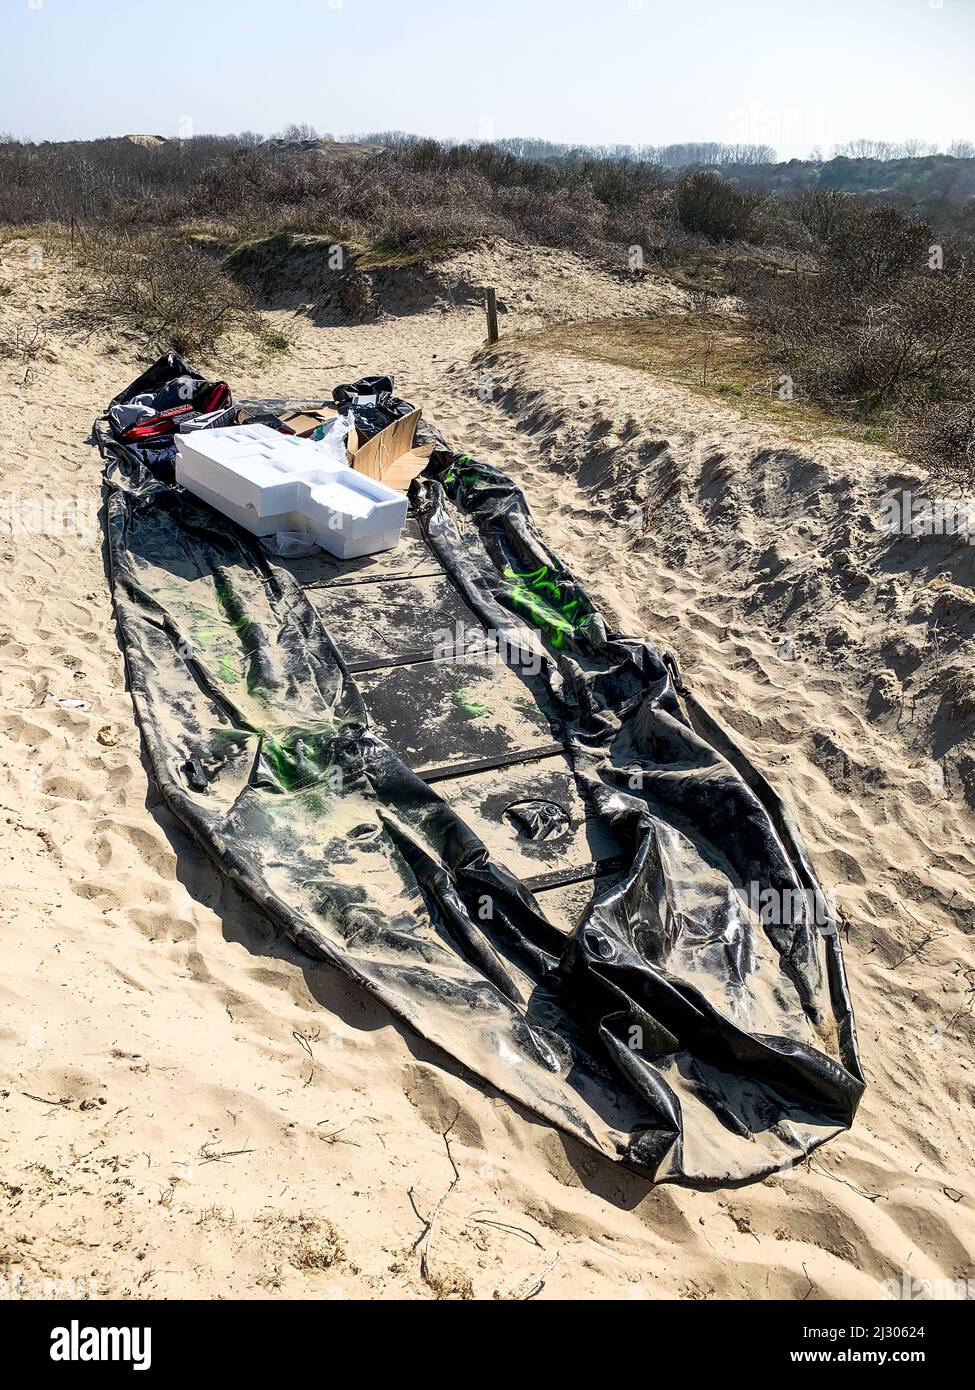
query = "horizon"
xmin=3 ymin=129 xmax=975 ymax=166
xmin=1 ymin=0 xmax=972 ymax=160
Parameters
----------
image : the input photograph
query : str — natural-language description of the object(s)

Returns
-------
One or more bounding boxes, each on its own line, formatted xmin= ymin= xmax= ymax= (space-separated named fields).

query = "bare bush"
xmin=0 ymin=135 xmax=670 ymax=261
xmin=747 ymin=261 xmax=974 ymax=398
xmin=75 ymin=229 xmax=258 ymax=356
xmin=674 ymin=171 xmax=766 ymax=243
xmin=901 ymin=399 xmax=975 ymax=487
xmin=0 ymin=135 xmax=253 ymax=224
xmin=0 ymin=317 xmax=49 ymax=364
xmin=791 ymin=187 xmax=860 ymax=243
xmin=3 ymin=131 xmax=973 ymax=265
xmin=825 ymin=205 xmax=933 ymax=289
xmin=743 ymin=199 xmax=975 ymax=480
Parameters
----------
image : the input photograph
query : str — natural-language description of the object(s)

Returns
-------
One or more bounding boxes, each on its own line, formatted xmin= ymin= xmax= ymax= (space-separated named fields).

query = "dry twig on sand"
xmin=408 ymin=1110 xmax=461 ymax=1286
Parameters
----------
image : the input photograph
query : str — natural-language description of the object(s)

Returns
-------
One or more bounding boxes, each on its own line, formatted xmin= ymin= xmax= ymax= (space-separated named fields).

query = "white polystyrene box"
xmin=174 ymin=424 xmax=407 ymax=559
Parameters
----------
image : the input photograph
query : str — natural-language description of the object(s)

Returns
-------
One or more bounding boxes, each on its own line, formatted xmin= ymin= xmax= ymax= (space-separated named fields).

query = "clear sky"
xmin=1 ymin=0 xmax=972 ymax=159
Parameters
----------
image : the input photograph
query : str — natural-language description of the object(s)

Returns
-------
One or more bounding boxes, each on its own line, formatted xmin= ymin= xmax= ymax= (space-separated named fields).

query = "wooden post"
xmin=485 ymin=286 xmax=499 ymax=345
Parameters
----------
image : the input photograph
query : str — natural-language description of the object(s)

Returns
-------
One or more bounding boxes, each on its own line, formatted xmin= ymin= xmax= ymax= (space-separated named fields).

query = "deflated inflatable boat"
xmin=95 ymin=358 xmax=864 ymax=1187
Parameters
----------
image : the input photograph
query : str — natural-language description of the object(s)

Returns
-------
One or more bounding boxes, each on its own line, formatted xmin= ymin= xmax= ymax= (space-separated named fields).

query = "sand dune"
xmin=1 ymin=235 xmax=972 ymax=1299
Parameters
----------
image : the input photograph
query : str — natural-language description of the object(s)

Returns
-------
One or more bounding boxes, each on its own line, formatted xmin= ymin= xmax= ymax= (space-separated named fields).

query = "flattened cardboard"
xmin=349 ymin=408 xmax=421 ymax=481
xmin=282 ymin=407 xmax=340 ymax=438
xmin=380 ymin=444 xmax=435 ymax=493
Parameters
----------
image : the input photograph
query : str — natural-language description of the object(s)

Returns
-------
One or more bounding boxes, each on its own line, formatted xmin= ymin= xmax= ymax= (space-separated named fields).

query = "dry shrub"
xmin=748 ymin=267 xmax=973 ymax=400
xmin=76 ymin=228 xmax=258 ymax=356
xmin=674 ymin=171 xmax=767 ymax=243
xmin=0 ymin=134 xmax=251 ymax=224
xmin=0 ymin=316 xmax=48 ymax=364
xmin=0 ymin=136 xmax=670 ymax=262
xmin=743 ymin=201 xmax=975 ymax=481
xmin=791 ymin=187 xmax=861 ymax=243
xmin=901 ymin=399 xmax=975 ymax=486
xmin=825 ymin=204 xmax=934 ymax=290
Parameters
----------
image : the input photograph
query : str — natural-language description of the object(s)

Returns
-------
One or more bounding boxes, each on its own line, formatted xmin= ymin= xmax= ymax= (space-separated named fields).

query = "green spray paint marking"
xmin=444 ymin=454 xmax=489 ymax=490
xmin=261 ymin=730 xmax=341 ymax=794
xmin=453 ymin=689 xmax=488 ymax=716
xmin=501 ymin=563 xmax=588 ymax=649
xmin=219 ymin=653 xmax=239 ymax=684
xmin=442 ymin=461 xmax=591 ymax=649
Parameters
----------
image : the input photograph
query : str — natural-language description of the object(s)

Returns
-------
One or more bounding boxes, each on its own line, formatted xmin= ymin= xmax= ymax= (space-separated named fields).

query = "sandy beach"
xmin=1 ymin=233 xmax=973 ymax=1301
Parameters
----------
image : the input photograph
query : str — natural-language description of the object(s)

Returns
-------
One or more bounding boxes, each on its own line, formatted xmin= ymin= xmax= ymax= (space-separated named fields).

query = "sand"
xmin=1 ymin=234 xmax=973 ymax=1301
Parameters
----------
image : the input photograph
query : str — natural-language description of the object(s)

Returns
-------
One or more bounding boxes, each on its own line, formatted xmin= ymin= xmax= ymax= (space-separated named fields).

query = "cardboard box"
xmin=269 ymin=404 xmax=433 ymax=493
xmin=378 ymin=445 xmax=435 ymax=492
xmin=280 ymin=408 xmax=340 ymax=438
xmin=347 ymin=407 xmax=433 ymax=493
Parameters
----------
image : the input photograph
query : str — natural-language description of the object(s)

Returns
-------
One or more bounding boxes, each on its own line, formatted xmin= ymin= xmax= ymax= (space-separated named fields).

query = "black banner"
xmin=0 ymin=1296 xmax=962 ymax=1373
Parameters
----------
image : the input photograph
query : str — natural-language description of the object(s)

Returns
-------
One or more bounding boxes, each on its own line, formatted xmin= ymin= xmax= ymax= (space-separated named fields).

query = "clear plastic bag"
xmin=259 ymin=530 xmax=320 ymax=558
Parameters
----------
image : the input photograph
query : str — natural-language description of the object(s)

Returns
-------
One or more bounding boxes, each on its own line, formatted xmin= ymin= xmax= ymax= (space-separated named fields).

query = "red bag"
xmin=118 ymin=382 xmax=233 ymax=444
